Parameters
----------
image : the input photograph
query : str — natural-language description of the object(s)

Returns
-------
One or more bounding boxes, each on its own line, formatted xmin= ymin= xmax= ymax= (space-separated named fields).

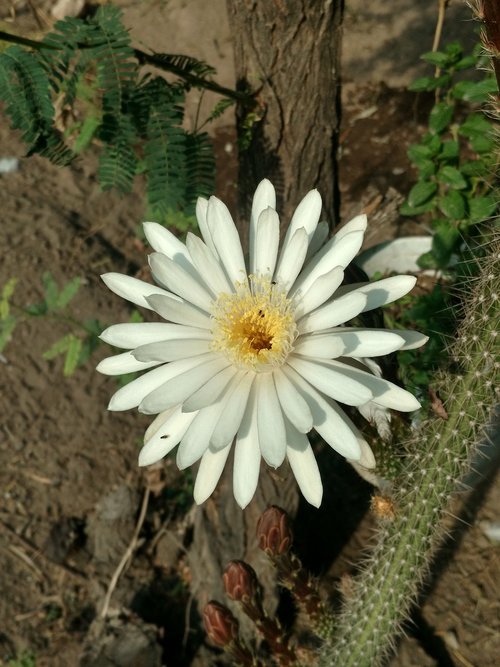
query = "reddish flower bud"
xmin=203 ymin=601 xmax=239 ymax=648
xmin=223 ymin=560 xmax=261 ymax=603
xmin=256 ymin=506 xmax=293 ymax=556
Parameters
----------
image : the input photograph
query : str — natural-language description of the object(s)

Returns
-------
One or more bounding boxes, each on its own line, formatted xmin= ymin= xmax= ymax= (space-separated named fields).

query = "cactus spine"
xmin=318 ymin=239 xmax=499 ymax=667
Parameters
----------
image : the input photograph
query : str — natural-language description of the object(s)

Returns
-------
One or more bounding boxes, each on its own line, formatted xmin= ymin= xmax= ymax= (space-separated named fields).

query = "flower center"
xmin=211 ymin=276 xmax=297 ymax=371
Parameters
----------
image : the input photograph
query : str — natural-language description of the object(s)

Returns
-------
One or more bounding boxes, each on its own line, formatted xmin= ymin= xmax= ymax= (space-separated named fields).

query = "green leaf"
xmin=408 ymin=143 xmax=432 ymax=163
xmin=418 ymin=159 xmax=436 ymax=180
xmin=408 ymin=181 xmax=438 ymax=207
xmin=408 ymin=77 xmax=434 ymax=92
xmin=73 ymin=114 xmax=100 ymax=153
xmin=421 ymin=51 xmax=450 ymax=67
xmin=56 ymin=277 xmax=81 ymax=309
xmin=417 ymin=250 xmax=439 ymax=269
xmin=42 ymin=272 xmax=59 ymax=309
xmin=468 ymin=195 xmax=497 ymax=223
xmin=431 ymin=219 xmax=460 ymax=267
xmin=439 ymin=140 xmax=459 ymax=161
xmin=0 ymin=278 xmax=17 ymax=319
xmin=400 ymin=199 xmax=435 ymax=217
xmin=429 ymin=102 xmax=454 ymax=134
xmin=438 ymin=191 xmax=466 ymax=219
xmin=445 ymin=41 xmax=463 ymax=60
xmin=470 ymin=132 xmax=495 ymax=154
xmin=421 ymin=133 xmax=443 ymax=157
xmin=43 ymin=335 xmax=71 ymax=360
xmin=459 ymin=113 xmax=492 ymax=137
xmin=63 ymin=335 xmax=82 ymax=376
xmin=437 ymin=166 xmax=467 ymax=189
xmin=458 ymin=78 xmax=498 ymax=103
xmin=25 ymin=302 xmax=48 ymax=316
xmin=460 ymin=159 xmax=487 ymax=177
xmin=0 ymin=315 xmax=17 ymax=352
xmin=454 ymin=55 xmax=477 ymax=71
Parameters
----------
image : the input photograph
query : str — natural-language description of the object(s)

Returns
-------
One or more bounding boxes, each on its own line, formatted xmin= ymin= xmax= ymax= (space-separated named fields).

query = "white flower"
xmin=97 ymin=180 xmax=427 ymax=509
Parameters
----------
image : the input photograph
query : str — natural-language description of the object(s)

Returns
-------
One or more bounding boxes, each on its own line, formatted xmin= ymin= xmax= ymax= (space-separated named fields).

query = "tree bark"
xmin=187 ymin=0 xmax=344 ymax=633
xmin=228 ymin=0 xmax=343 ymax=236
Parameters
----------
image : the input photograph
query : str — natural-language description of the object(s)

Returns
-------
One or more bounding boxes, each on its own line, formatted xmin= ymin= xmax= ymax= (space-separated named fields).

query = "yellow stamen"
xmin=211 ymin=276 xmax=297 ymax=371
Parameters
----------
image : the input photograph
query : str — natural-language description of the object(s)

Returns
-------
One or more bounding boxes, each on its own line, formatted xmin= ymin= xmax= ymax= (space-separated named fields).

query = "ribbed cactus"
xmin=318 ymin=237 xmax=499 ymax=666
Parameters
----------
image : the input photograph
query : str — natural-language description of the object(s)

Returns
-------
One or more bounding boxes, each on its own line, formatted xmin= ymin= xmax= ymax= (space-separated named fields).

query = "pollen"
xmin=211 ymin=276 xmax=297 ymax=371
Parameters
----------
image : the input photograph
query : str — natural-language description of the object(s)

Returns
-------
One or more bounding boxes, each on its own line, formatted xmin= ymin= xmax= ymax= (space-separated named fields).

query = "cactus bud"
xmin=223 ymin=560 xmax=262 ymax=604
xmin=203 ymin=601 xmax=239 ymax=648
xmin=256 ymin=506 xmax=293 ymax=556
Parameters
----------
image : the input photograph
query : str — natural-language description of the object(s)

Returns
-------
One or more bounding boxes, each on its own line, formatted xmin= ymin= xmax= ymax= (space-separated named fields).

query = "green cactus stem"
xmin=318 ymin=238 xmax=499 ymax=667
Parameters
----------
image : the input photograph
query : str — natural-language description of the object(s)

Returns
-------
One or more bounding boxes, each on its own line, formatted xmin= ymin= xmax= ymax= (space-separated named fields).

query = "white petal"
xmin=210 ymin=372 xmax=255 ymax=449
xmin=144 ymin=408 xmax=176 ymax=443
xmin=347 ymin=438 xmax=376 ymax=469
xmin=97 ymin=351 xmax=160 ymax=375
xmin=285 ymin=420 xmax=322 ymax=507
xmin=256 ymin=374 xmax=287 ymax=468
xmin=177 ymin=397 xmax=229 ymax=469
xmin=138 ymin=406 xmax=197 ymax=466
xmin=139 ymin=354 xmax=230 ymax=414
xmin=99 ymin=322 xmax=210 ymax=349
xmin=291 ymin=230 xmax=365 ymax=298
xmin=297 ymin=292 xmax=367 ymax=334
xmin=395 ymin=330 xmax=429 ymax=350
xmin=328 ymin=359 xmax=421 ymax=411
xmin=185 ymin=232 xmax=233 ymax=294
xmin=284 ymin=189 xmax=322 ymax=248
xmin=108 ymin=363 xmax=175 ymax=411
xmin=293 ymin=266 xmax=344 ymax=319
xmin=294 ymin=329 xmax=405 ymax=358
xmin=287 ymin=355 xmax=373 ymax=407
xmin=336 ymin=275 xmax=417 ymax=312
xmin=143 ymin=222 xmax=194 ymax=273
xmin=193 ymin=442 xmax=232 ymax=504
xmin=273 ymin=369 xmax=313 ymax=434
xmin=274 ymin=227 xmax=308 ymax=292
xmin=196 ymin=197 xmax=217 ymax=256
xmin=149 ymin=253 xmax=215 ymax=310
xmin=283 ymin=365 xmax=363 ymax=461
xmin=293 ymin=335 xmax=345 ymax=359
xmin=358 ymin=400 xmax=392 ymax=441
xmin=101 ymin=273 xmax=172 ymax=310
xmin=146 ymin=293 xmax=211 ymax=328
xmin=335 ymin=214 xmax=368 ymax=240
xmin=250 ymin=179 xmax=276 ymax=272
xmin=305 ymin=221 xmax=329 ymax=261
xmin=207 ymin=196 xmax=247 ymax=287
xmin=233 ymin=384 xmax=261 ymax=508
xmin=253 ymin=207 xmax=280 ymax=277
xmin=183 ymin=367 xmax=240 ymax=412
xmin=133 ymin=338 xmax=211 ymax=362
xmin=119 ymin=355 xmax=207 ymax=412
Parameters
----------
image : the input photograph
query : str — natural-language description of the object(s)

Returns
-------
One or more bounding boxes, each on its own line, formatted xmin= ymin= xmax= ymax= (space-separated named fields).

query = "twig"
xmin=432 ymin=0 xmax=450 ymax=102
xmin=432 ymin=0 xmax=450 ymax=53
xmin=100 ymin=486 xmax=151 ymax=619
xmin=7 ymin=544 xmax=45 ymax=581
xmin=0 ymin=29 xmax=253 ymax=105
xmin=0 ymin=518 xmax=86 ymax=580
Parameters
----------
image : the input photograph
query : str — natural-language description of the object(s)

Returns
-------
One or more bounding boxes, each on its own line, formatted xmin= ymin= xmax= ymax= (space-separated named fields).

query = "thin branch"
xmin=100 ymin=486 xmax=150 ymax=619
xmin=0 ymin=29 xmax=253 ymax=105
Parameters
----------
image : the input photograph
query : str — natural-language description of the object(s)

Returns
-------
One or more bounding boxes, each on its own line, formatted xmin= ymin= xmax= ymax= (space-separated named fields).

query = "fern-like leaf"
xmin=99 ymin=113 xmax=137 ymax=193
xmin=146 ymin=52 xmax=216 ymax=83
xmin=183 ymin=132 xmax=215 ymax=214
xmin=143 ymin=79 xmax=187 ymax=214
xmin=0 ymin=46 xmax=73 ymax=165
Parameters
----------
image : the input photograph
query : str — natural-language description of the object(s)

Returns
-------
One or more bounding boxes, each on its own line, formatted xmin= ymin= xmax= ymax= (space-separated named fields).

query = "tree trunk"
xmin=187 ymin=0 xmax=343 ymax=631
xmin=228 ymin=0 xmax=343 ymax=236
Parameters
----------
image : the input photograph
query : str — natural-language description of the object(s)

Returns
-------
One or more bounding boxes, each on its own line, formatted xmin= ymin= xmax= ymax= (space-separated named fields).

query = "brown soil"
xmin=0 ymin=2 xmax=498 ymax=667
